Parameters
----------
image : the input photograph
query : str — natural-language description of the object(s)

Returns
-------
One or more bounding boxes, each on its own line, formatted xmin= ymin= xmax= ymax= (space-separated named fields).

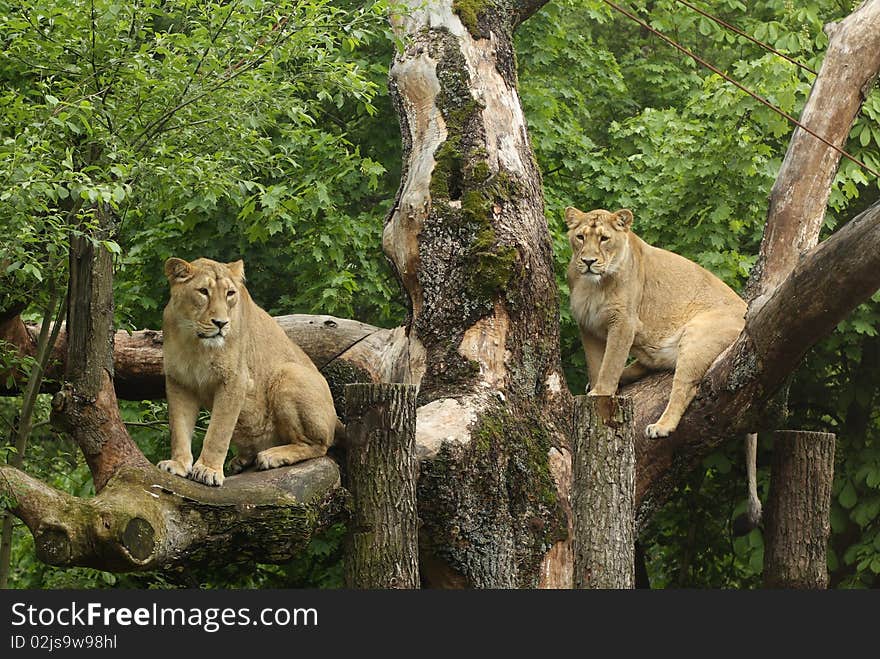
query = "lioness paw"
xmin=255 ymin=446 xmax=306 ymax=471
xmin=227 ymin=455 xmax=254 ymax=475
xmin=189 ymin=461 xmax=225 ymax=487
xmin=157 ymin=459 xmax=191 ymax=478
xmin=645 ymin=422 xmax=672 ymax=439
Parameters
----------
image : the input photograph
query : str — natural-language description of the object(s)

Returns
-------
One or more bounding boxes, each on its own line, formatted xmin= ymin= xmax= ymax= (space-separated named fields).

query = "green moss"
xmin=418 ymin=404 xmax=567 ymax=586
xmin=453 ymin=0 xmax=490 ymax=39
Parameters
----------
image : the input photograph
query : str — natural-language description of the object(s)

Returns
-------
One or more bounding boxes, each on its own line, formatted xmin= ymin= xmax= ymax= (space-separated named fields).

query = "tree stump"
xmin=763 ymin=430 xmax=835 ymax=589
xmin=572 ymin=395 xmax=635 ymax=589
xmin=343 ymin=383 xmax=419 ymax=588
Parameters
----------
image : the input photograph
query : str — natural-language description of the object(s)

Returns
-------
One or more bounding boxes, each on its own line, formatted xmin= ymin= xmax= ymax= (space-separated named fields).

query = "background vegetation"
xmin=1 ymin=0 xmax=878 ymax=588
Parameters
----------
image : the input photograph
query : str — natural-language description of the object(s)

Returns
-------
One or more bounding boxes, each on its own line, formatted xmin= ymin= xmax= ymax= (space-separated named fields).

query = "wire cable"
xmin=601 ymin=0 xmax=879 ymax=179
xmin=673 ymin=0 xmax=818 ymax=75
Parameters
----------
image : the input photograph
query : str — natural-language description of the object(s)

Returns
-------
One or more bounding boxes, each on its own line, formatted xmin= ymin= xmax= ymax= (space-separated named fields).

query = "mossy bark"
xmin=344 ymin=384 xmax=419 ymax=589
xmin=763 ymin=431 xmax=835 ymax=589
xmin=385 ymin=1 xmax=569 ymax=587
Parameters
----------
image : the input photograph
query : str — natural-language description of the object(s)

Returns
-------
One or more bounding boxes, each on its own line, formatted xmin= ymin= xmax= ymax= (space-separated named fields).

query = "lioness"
xmin=157 ymin=257 xmax=338 ymax=487
xmin=566 ymin=206 xmax=761 ymax=527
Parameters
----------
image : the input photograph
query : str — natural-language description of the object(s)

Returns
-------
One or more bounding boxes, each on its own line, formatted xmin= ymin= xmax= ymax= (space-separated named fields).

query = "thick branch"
xmin=632 ymin=200 xmax=880 ymax=523
xmin=1 ymin=315 xmax=407 ymax=400
xmin=0 ymin=459 xmax=346 ymax=571
xmin=748 ymin=0 xmax=880 ymax=301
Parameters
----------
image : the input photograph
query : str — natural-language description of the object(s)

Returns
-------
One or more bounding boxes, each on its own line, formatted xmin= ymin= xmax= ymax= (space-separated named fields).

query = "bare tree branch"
xmin=747 ymin=0 xmax=880 ymax=304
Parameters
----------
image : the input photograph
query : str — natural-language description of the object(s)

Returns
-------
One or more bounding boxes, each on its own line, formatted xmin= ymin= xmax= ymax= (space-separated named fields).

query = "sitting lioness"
xmin=566 ymin=206 xmax=761 ymax=526
xmin=157 ymin=257 xmax=338 ymax=487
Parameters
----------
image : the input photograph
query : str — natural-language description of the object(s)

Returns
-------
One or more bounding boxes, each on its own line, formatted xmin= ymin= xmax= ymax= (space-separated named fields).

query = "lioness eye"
xmin=600 ymin=235 xmax=610 ymax=242
xmin=226 ymin=290 xmax=235 ymax=298
xmin=197 ymin=288 xmax=208 ymax=296
xmin=575 ymin=234 xmax=584 ymax=242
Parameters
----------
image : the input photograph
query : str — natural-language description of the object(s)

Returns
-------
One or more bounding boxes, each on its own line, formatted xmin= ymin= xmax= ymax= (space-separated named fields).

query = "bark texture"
xmin=763 ymin=431 xmax=835 ymax=589
xmin=53 ymin=209 xmax=149 ymax=490
xmin=572 ymin=395 xmax=635 ymax=589
xmin=343 ymin=384 xmax=419 ymax=589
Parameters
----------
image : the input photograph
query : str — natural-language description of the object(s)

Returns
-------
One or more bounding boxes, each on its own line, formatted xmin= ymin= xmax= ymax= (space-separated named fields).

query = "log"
xmin=572 ymin=395 xmax=635 ymax=589
xmin=1 ymin=315 xmax=408 ymax=401
xmin=763 ymin=430 xmax=835 ymax=589
xmin=343 ymin=383 xmax=419 ymax=589
xmin=0 ymin=459 xmax=347 ymax=570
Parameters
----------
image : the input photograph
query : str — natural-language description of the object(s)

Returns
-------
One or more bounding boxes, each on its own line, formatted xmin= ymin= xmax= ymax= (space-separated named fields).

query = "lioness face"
xmin=565 ymin=207 xmax=633 ymax=279
xmin=164 ymin=257 xmax=244 ymax=348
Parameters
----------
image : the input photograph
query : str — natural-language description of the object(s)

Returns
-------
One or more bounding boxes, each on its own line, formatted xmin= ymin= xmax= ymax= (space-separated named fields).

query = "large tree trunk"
xmin=385 ymin=0 xmax=567 ymax=588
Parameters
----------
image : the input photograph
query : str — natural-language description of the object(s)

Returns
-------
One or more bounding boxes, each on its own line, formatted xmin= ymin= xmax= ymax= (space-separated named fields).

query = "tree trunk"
xmin=763 ymin=430 xmax=835 ymax=589
xmin=386 ymin=0 xmax=566 ymax=588
xmin=344 ymin=384 xmax=419 ymax=589
xmin=746 ymin=0 xmax=880 ymax=304
xmin=51 ymin=206 xmax=149 ymax=490
xmin=572 ymin=395 xmax=635 ymax=589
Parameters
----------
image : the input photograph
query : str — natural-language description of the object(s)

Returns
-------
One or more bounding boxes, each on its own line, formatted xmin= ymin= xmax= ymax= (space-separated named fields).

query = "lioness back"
xmin=159 ymin=257 xmax=337 ymax=486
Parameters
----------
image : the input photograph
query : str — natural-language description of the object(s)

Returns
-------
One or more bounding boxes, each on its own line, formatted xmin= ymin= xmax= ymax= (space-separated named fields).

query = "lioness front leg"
xmin=158 ymin=378 xmax=198 ymax=478
xmin=589 ymin=320 xmax=635 ymax=396
xmin=190 ymin=387 xmax=244 ymax=487
xmin=579 ymin=330 xmax=606 ymax=393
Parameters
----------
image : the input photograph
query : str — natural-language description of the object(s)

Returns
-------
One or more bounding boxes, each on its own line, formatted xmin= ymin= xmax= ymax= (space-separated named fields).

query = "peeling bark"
xmin=385 ymin=0 xmax=568 ymax=587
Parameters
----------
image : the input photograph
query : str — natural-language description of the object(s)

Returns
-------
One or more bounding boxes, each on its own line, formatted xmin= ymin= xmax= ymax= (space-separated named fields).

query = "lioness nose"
xmin=212 ymin=319 xmax=228 ymax=329
xmin=582 ymin=258 xmax=597 ymax=267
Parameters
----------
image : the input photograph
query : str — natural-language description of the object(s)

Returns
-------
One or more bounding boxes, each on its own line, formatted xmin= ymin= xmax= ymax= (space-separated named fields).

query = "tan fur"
xmin=157 ymin=257 xmax=338 ymax=486
xmin=565 ymin=206 xmax=747 ymax=438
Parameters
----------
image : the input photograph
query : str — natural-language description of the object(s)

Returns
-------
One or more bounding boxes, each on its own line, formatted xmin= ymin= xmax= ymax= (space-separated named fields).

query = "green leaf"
xmin=839 ymin=481 xmax=858 ymax=510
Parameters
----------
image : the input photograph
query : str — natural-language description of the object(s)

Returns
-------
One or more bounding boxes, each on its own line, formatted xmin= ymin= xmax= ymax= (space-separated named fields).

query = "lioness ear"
xmin=614 ymin=209 xmax=634 ymax=231
xmin=164 ymin=257 xmax=193 ymax=283
xmin=564 ymin=206 xmax=582 ymax=229
xmin=227 ymin=259 xmax=245 ymax=283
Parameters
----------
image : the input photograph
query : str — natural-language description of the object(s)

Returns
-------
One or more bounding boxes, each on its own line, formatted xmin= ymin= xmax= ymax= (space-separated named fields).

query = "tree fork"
xmin=763 ymin=430 xmax=835 ymax=589
xmin=572 ymin=395 xmax=635 ymax=589
xmin=343 ymin=383 xmax=419 ymax=589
